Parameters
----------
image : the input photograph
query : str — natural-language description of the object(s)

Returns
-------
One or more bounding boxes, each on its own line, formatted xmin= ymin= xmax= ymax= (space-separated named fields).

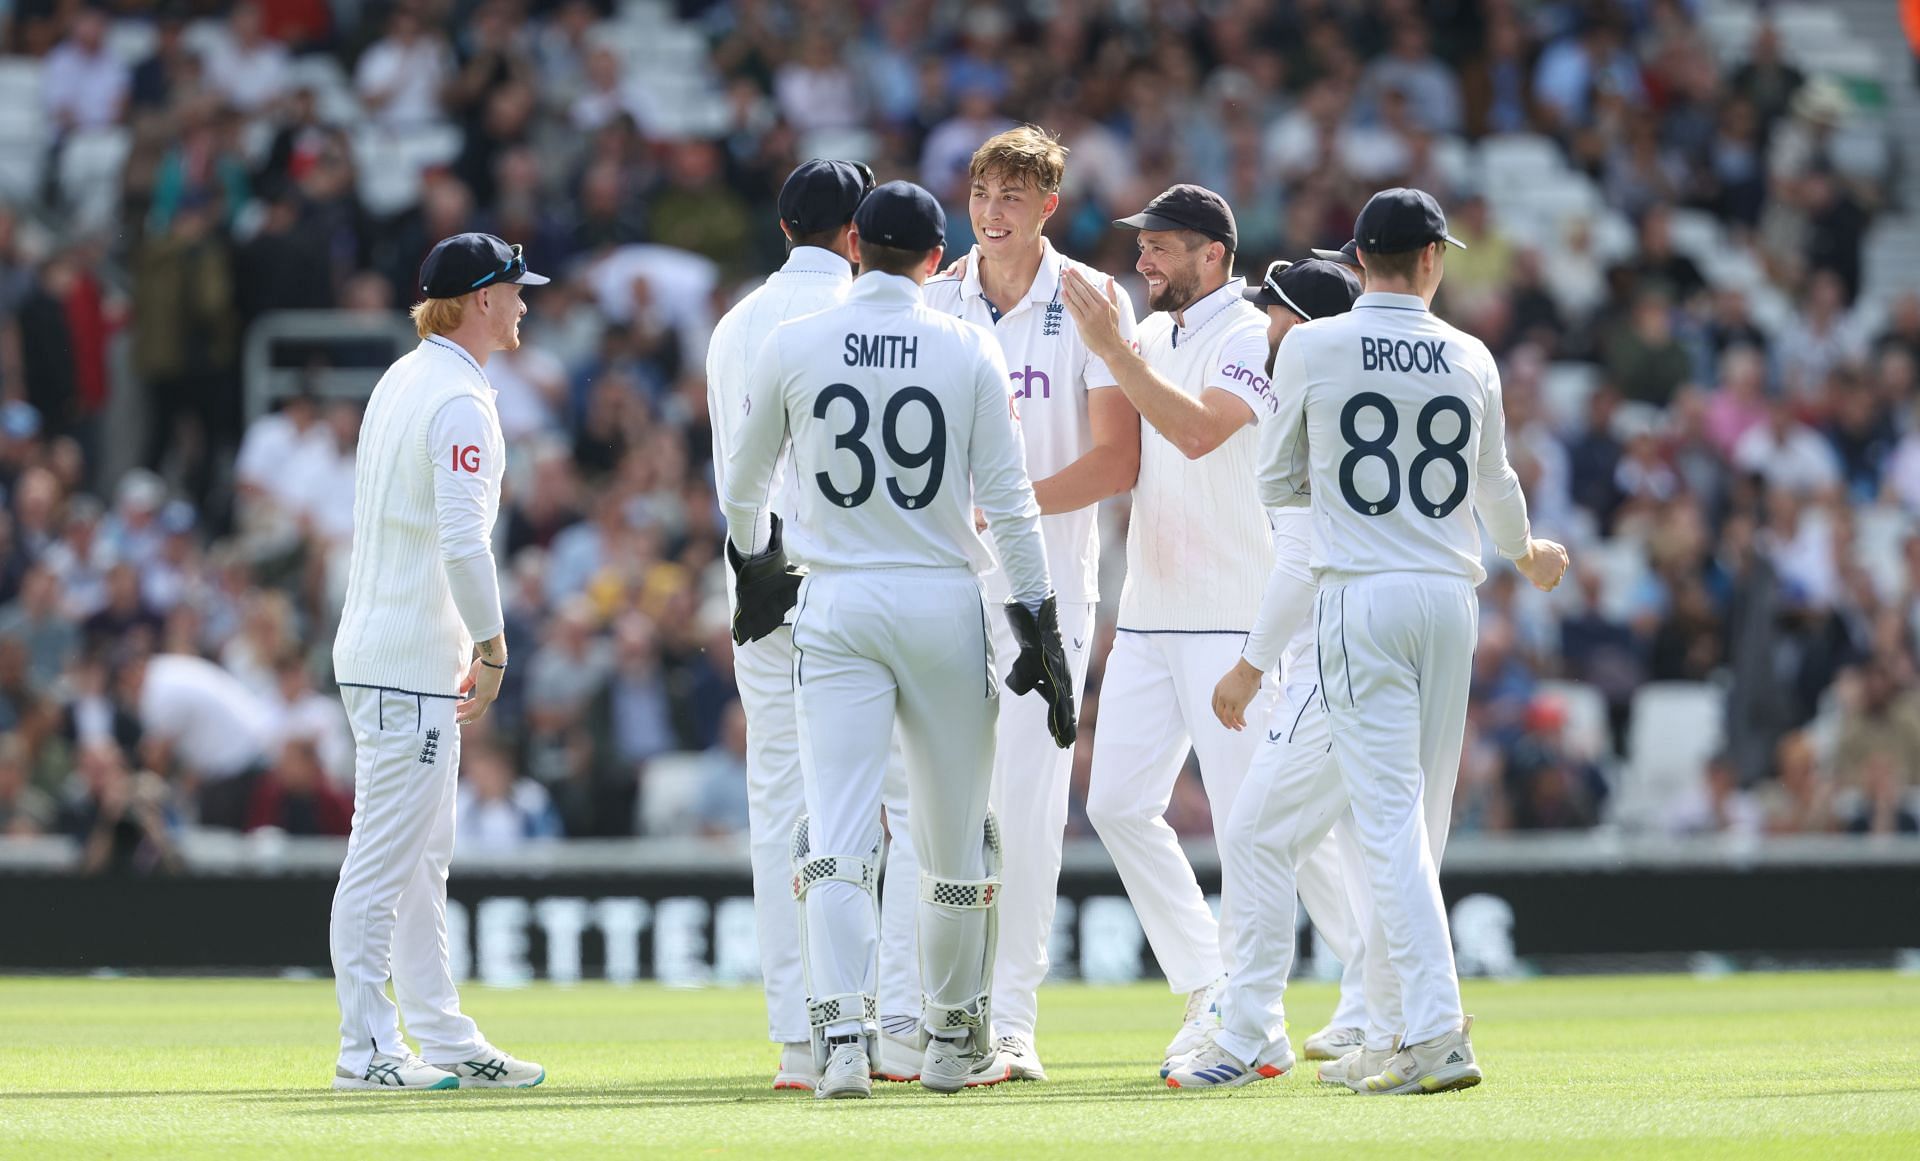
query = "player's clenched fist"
xmin=1004 ymin=595 xmax=1077 ymax=748
xmin=1516 ymin=537 xmax=1570 ymax=593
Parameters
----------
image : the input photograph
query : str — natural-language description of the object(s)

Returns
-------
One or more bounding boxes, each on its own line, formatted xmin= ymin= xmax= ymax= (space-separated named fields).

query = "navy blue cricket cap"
xmin=1310 ymin=238 xmax=1361 ymax=269
xmin=1353 ymin=188 xmax=1466 ymax=256
xmin=853 ymin=180 xmax=946 ymax=252
xmin=778 ymin=159 xmax=875 ymax=235
xmin=1115 ymin=183 xmax=1238 ymax=252
xmin=1245 ymin=257 xmax=1362 ymax=320
xmin=419 ymin=232 xmax=549 ymax=300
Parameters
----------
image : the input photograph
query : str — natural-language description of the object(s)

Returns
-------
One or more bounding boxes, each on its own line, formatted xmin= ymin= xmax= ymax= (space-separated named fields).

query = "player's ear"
xmin=778 ymin=218 xmax=794 ymax=244
xmin=1041 ymin=191 xmax=1059 ymax=220
xmin=848 ymin=224 xmax=864 ymax=271
xmin=923 ymin=244 xmax=946 ymax=278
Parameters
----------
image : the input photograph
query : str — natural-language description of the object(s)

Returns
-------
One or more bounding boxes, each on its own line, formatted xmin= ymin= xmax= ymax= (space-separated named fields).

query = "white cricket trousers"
xmin=1320 ymin=573 xmax=1475 ymax=1049
xmin=791 ymin=568 xmax=999 ymax=1037
xmin=1087 ymin=630 xmax=1278 ymax=994
xmin=986 ymin=600 xmax=1094 ymax=1039
xmin=1214 ymin=679 xmax=1369 ymax=1063
xmin=330 ymin=685 xmax=482 ymax=1072
xmin=736 ymin=626 xmax=921 ymax=1044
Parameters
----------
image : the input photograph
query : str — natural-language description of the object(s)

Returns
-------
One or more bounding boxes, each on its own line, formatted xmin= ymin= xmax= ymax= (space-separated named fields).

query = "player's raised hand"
xmin=1211 ymin=658 xmax=1264 ymax=731
xmin=1061 ymin=268 xmax=1125 ymax=358
xmin=1516 ymin=537 xmax=1570 ymax=593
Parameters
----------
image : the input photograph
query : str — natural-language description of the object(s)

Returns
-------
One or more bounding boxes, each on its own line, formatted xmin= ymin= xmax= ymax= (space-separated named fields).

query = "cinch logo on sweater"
xmin=1220 ymin=362 xmax=1276 ymax=412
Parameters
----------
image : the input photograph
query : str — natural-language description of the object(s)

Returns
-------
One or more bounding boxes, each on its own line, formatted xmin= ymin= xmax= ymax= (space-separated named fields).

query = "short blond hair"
xmin=969 ymin=125 xmax=1068 ymax=193
xmin=410 ymin=294 xmax=466 ymax=339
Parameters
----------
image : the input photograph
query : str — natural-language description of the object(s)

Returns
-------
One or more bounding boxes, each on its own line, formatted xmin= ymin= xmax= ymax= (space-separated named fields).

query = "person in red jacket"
xmin=245 ymin=738 xmax=351 ymax=836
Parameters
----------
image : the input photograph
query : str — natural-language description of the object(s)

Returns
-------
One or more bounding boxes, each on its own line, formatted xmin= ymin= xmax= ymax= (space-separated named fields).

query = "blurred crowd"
xmin=1 ymin=0 xmax=1918 ymax=873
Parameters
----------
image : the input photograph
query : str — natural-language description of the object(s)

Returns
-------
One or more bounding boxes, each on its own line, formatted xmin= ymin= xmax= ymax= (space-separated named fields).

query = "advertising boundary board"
xmin=3 ymin=862 xmax=1916 ymax=979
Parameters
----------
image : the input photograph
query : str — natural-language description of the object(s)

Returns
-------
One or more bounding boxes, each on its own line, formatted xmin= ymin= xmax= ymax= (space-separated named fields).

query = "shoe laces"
xmin=1181 ymin=984 xmax=1217 ymax=1024
xmin=994 ymin=1034 xmax=1029 ymax=1055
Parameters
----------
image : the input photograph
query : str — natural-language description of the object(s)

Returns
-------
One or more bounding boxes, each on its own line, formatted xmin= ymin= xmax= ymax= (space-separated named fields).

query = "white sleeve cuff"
xmin=443 ymin=551 xmax=505 ymax=642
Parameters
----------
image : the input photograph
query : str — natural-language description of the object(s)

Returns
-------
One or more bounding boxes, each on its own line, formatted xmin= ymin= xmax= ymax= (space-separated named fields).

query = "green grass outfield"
xmin=1 ymin=973 xmax=1917 ymax=1160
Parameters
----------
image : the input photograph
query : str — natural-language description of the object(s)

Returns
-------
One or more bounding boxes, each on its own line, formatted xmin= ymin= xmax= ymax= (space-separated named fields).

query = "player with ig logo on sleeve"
xmin=721 ymin=182 xmax=1076 ymax=1100
xmin=329 ymin=233 xmax=549 ymax=1092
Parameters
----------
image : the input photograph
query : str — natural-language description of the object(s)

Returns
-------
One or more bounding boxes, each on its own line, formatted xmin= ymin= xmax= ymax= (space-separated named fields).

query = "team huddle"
xmin=712 ymin=127 xmax=1569 ymax=1099
xmin=322 ymin=124 xmax=1567 ymax=1099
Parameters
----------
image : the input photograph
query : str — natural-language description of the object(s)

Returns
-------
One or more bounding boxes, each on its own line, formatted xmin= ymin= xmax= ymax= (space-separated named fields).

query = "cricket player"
xmin=721 ymin=181 xmax=1076 ymax=1099
xmin=329 ymin=232 xmax=548 ymax=1091
xmin=1172 ymin=189 xmax=1567 ymax=1094
xmin=707 ymin=159 xmax=934 ymax=1092
xmin=1058 ymin=184 xmax=1280 ymax=1068
xmin=1198 ymin=257 xmax=1374 ymax=1078
xmin=911 ymin=125 xmax=1140 ymax=1082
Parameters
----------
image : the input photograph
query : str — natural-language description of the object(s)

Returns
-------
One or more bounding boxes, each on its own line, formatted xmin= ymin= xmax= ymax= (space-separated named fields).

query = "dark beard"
xmin=1148 ymin=271 xmax=1200 ymax=313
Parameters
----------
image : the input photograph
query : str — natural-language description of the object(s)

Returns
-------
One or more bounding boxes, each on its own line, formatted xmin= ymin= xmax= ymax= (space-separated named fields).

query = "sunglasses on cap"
xmin=1263 ymin=259 xmax=1294 ymax=299
xmin=469 ymin=243 xmax=529 ymax=291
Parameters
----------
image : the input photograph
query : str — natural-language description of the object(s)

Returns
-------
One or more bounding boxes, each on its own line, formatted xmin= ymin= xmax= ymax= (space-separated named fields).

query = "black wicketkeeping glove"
xmin=728 ymin=513 xmax=804 ymax=646
xmin=1003 ymin=594 xmax=1077 ymax=748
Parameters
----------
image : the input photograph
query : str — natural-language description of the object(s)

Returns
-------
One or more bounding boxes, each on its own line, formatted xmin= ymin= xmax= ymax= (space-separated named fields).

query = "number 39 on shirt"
xmin=812 ymin=384 xmax=947 ymax=509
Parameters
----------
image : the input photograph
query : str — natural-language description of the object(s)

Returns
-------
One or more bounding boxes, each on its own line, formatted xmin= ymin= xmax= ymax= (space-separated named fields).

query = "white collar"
xmin=423 ymin=335 xmax=493 ymax=390
xmin=961 ymin=238 xmax=1067 ymax=315
xmin=779 ymin=246 xmax=853 ymax=280
xmin=1355 ymin=291 xmax=1429 ymax=313
xmin=845 ymin=272 xmax=923 ymax=305
xmin=1174 ymin=278 xmax=1247 ymax=342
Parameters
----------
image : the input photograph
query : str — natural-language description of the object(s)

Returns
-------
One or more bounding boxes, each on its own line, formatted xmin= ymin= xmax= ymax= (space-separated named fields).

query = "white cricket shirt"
xmin=722 ymin=272 xmax=1050 ymax=604
xmin=139 ymin=654 xmax=273 ymax=780
xmin=922 ymin=239 xmax=1137 ymax=604
xmin=1119 ymin=278 xmax=1275 ymax=632
xmin=706 ymin=245 xmax=853 ymax=611
xmin=333 ymin=336 xmax=507 ymax=695
xmin=1261 ymin=291 xmax=1531 ymax=585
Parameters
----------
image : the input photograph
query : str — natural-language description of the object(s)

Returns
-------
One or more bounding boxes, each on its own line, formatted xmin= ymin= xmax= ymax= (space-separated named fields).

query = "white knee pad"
xmin=917 ymin=809 xmax=1003 ymax=1056
xmin=791 ymin=813 xmax=882 ymax=1070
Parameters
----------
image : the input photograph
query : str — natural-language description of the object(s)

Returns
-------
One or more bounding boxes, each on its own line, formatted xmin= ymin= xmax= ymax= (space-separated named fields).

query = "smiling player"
xmin=916 ymin=126 xmax=1140 ymax=1082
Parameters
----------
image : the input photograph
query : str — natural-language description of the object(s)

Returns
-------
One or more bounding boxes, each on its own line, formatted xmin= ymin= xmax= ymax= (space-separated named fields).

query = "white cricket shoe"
xmin=1162 ymin=976 xmax=1225 ymax=1076
xmin=1318 ymin=1044 xmax=1394 ymax=1088
xmin=431 ymin=1043 xmax=545 ymax=1089
xmin=1302 ymin=1024 xmax=1365 ymax=1061
xmin=1164 ymin=1030 xmax=1292 ymax=1090
xmin=774 ymin=1041 xmax=818 ymax=1092
xmin=1356 ymin=1016 xmax=1482 ymax=1095
xmin=815 ymin=1042 xmax=873 ymax=1100
xmin=332 ymin=1051 xmax=460 ymax=1091
xmin=993 ymin=1033 xmax=1047 ymax=1082
xmin=920 ymin=1037 xmax=1012 ymax=1093
xmin=873 ymin=1030 xmax=921 ymax=1082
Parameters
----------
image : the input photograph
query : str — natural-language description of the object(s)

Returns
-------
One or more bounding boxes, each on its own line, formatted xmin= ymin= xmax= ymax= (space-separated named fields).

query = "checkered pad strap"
xmin=919 ymin=875 xmax=999 ymax=908
xmin=793 ymin=853 xmax=877 ymax=900
xmin=923 ymin=993 xmax=986 ymax=1037
xmin=807 ymin=992 xmax=877 ymax=1031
